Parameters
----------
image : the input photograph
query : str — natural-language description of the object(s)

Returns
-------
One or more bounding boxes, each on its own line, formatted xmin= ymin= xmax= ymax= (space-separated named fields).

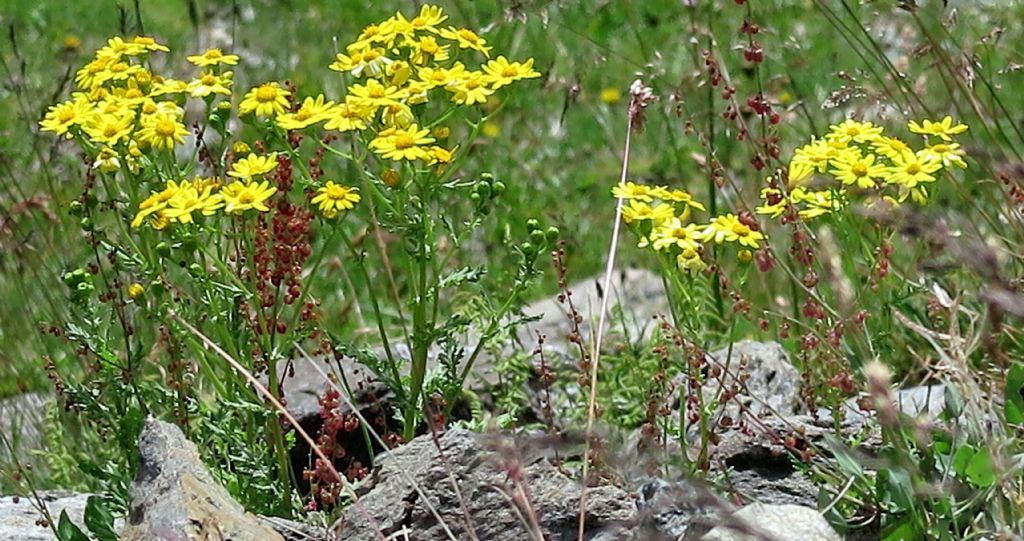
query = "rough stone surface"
xmin=0 ymin=392 xmax=51 ymax=458
xmin=698 ymin=341 xmax=804 ymax=423
xmin=0 ymin=492 xmax=98 ymax=541
xmin=702 ymin=503 xmax=841 ymax=541
xmin=333 ymin=429 xmax=640 ymax=540
xmin=121 ymin=417 xmax=285 ymax=541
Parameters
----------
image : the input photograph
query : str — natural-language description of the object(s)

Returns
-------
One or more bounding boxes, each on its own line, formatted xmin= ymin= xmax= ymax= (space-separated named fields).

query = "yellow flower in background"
xmin=186 ymin=48 xmax=240 ymax=67
xmin=349 ymin=79 xmax=408 ymax=111
xmin=83 ymin=111 xmax=135 ymax=146
xmin=446 ymin=70 xmax=493 ymax=105
xmin=908 ymin=116 xmax=967 ymax=141
xmin=704 ymin=214 xmax=764 ymax=248
xmin=96 ymin=36 xmax=147 ymax=59
xmin=622 ymin=200 xmax=673 ymax=224
xmin=440 ymin=26 xmax=491 ymax=57
xmin=886 ymin=152 xmax=942 ymax=188
xmin=75 ymin=57 xmax=113 ymax=89
xmin=163 ymin=182 xmax=223 ymax=224
xmin=127 ymin=283 xmax=145 ymax=299
xmin=312 ymin=181 xmax=361 ymax=218
xmin=150 ymin=78 xmax=189 ymax=96
xmin=480 ymin=120 xmax=500 ymax=138
xmin=612 ymin=181 xmax=657 ymax=202
xmin=419 ymin=63 xmax=467 ymax=89
xmin=187 ymin=70 xmax=233 ymax=98
xmin=920 ymin=142 xmax=967 ymax=169
xmin=369 ymin=124 xmax=435 ymax=161
xmin=39 ymin=98 xmax=93 ymax=138
xmin=229 ymin=153 xmax=278 ymax=180
xmin=63 ymin=35 xmax=81 ymax=51
xmin=410 ymin=35 xmax=450 ymax=65
xmin=221 ymin=181 xmax=277 ymax=214
xmin=92 ymin=147 xmax=121 ymax=174
xmin=599 ymin=87 xmax=621 ymax=104
xmin=827 ymin=119 xmax=883 ymax=145
xmin=132 ymin=180 xmax=184 ymax=227
xmin=790 ymin=187 xmax=843 ymax=220
xmin=130 ymin=36 xmax=169 ymax=53
xmin=277 ymin=94 xmax=335 ymax=131
xmin=756 ymin=188 xmax=788 ymax=218
xmin=651 ymin=218 xmax=706 ymax=252
xmin=654 ymin=187 xmax=707 ymax=211
xmin=394 ymin=4 xmax=448 ymax=35
xmin=239 ymin=82 xmax=291 ymax=117
xmin=427 ymin=145 xmax=456 ymax=167
xmin=481 ymin=56 xmax=540 ymax=89
xmin=324 ymin=101 xmax=371 ymax=132
xmin=830 ymin=150 xmax=887 ymax=189
xmin=137 ymin=112 xmax=188 ymax=151
xmin=329 ymin=45 xmax=392 ymax=78
xmin=677 ymin=248 xmax=706 ymax=272
xmin=871 ymin=136 xmax=913 ymax=161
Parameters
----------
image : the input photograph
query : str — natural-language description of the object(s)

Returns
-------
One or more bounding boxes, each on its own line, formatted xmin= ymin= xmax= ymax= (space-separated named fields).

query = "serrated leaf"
xmin=84 ymin=496 xmax=118 ymax=541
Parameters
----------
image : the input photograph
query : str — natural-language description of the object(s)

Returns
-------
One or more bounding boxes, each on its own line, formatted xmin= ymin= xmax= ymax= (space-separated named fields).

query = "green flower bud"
xmin=530 ymin=230 xmax=546 ymax=244
xmin=79 ymin=217 xmax=93 ymax=231
xmin=526 ymin=219 xmax=540 ymax=232
xmin=491 ymin=181 xmax=506 ymax=195
xmin=68 ymin=200 xmax=84 ymax=216
xmin=188 ymin=263 xmax=203 ymax=275
xmin=155 ymin=242 xmax=171 ymax=258
xmin=520 ymin=241 xmax=534 ymax=254
xmin=545 ymin=226 xmax=560 ymax=243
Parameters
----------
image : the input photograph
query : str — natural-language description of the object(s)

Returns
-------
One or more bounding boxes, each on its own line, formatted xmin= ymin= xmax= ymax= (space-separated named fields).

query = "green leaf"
xmin=883 ymin=515 xmax=923 ymax=541
xmin=1005 ymin=363 xmax=1024 ymax=424
xmin=951 ymin=445 xmax=974 ymax=476
xmin=56 ymin=510 xmax=90 ymax=541
xmin=84 ymin=496 xmax=118 ymax=541
xmin=965 ymin=447 xmax=996 ymax=487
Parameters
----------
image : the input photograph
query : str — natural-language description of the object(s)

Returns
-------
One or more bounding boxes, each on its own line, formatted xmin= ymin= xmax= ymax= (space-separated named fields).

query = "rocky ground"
xmin=0 ymin=269 xmax=943 ymax=539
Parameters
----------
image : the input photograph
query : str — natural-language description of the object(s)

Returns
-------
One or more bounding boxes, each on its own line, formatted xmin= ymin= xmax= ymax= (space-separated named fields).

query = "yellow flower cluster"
xmin=131 ymin=175 xmax=278 ymax=228
xmin=38 ymin=37 xmax=241 ymax=172
xmin=613 ymin=181 xmax=764 ymax=271
xmin=760 ymin=117 xmax=968 ymax=220
xmin=236 ymin=4 xmax=540 ymax=163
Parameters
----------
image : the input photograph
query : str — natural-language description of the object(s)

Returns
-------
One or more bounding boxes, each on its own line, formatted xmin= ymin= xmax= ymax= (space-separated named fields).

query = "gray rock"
xmin=0 ymin=392 xmax=51 ymax=458
xmin=701 ymin=341 xmax=804 ymax=422
xmin=121 ymin=417 xmax=284 ymax=541
xmin=702 ymin=503 xmax=841 ymax=541
xmin=332 ymin=429 xmax=637 ymax=540
xmin=0 ymin=491 xmax=102 ymax=541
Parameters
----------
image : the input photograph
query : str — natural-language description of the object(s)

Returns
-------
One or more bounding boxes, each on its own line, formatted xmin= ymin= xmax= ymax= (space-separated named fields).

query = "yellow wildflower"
xmin=704 ymin=214 xmax=764 ymax=249
xmin=651 ymin=218 xmax=705 ymax=252
xmin=329 ymin=45 xmax=392 ymax=78
xmin=410 ymin=35 xmax=450 ymax=65
xmin=39 ymin=98 xmax=93 ymax=138
xmin=229 ymin=153 xmax=278 ymax=180
xmin=920 ymin=142 xmax=967 ymax=169
xmin=908 ymin=116 xmax=968 ymax=141
xmin=612 ymin=181 xmax=657 ymax=202
xmin=622 ymin=200 xmax=673 ymax=224
xmin=130 ymin=36 xmax=169 ymax=53
xmin=600 ymin=87 xmax=621 ymax=104
xmin=221 ymin=181 xmax=277 ymax=214
xmin=418 ymin=63 xmax=467 ymax=89
xmin=481 ymin=56 xmax=541 ymax=89
xmin=186 ymin=48 xmax=240 ymax=67
xmin=187 ymin=70 xmax=233 ymax=98
xmin=150 ymin=78 xmax=189 ymax=96
xmin=324 ymin=101 xmax=372 ymax=132
xmin=394 ymin=4 xmax=447 ymax=35
xmin=75 ymin=57 xmax=112 ymax=89
xmin=132 ymin=180 xmax=184 ymax=227
xmin=827 ymin=119 xmax=884 ymax=144
xmin=311 ymin=181 xmax=361 ymax=218
xmin=128 ymin=283 xmax=145 ymax=299
xmin=137 ymin=112 xmax=188 ymax=151
xmin=369 ymin=124 xmax=435 ymax=161
xmin=446 ymin=70 xmax=493 ymax=105
xmin=871 ymin=136 xmax=913 ymax=161
xmin=92 ymin=147 xmax=121 ymax=174
xmin=163 ymin=182 xmax=223 ymax=224
xmin=277 ymin=94 xmax=335 ymax=131
xmin=886 ymin=152 xmax=942 ymax=188
xmin=830 ymin=151 xmax=886 ymax=189
xmin=82 ymin=111 xmax=135 ymax=146
xmin=349 ymin=79 xmax=408 ymax=111
xmin=439 ymin=26 xmax=491 ymax=57
xmin=239 ymin=82 xmax=291 ymax=118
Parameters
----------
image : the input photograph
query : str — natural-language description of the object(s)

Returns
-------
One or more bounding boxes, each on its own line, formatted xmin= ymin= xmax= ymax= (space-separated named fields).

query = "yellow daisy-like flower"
xmin=426 ymin=145 xmax=457 ymax=167
xmin=39 ymin=98 xmax=93 ymax=138
xmin=600 ymin=87 xmax=621 ymax=104
xmin=871 ymin=135 xmax=913 ymax=161
xmin=908 ymin=116 xmax=968 ymax=141
xmin=790 ymin=187 xmax=844 ymax=220
xmin=653 ymin=187 xmax=707 ymax=212
xmin=186 ymin=48 xmax=240 ymax=67
xmin=830 ymin=151 xmax=887 ymax=189
xmin=349 ymin=79 xmax=408 ymax=111
xmin=163 ymin=181 xmax=224 ymax=224
xmin=410 ymin=35 xmax=450 ymax=65
xmin=130 ymin=36 xmax=169 ymax=53
xmin=277 ymin=95 xmax=335 ymax=131
xmin=150 ymin=78 xmax=189 ymax=96
xmin=311 ymin=181 xmax=361 ymax=218
xmin=439 ymin=26 xmax=491 ymax=57
xmin=481 ymin=56 xmax=541 ymax=89
xmin=221 ymin=181 xmax=277 ymax=214
xmin=95 ymin=36 xmax=148 ymax=60
xmin=132 ymin=180 xmax=184 ymax=227
xmin=368 ymin=124 xmax=435 ymax=161
xmin=612 ymin=181 xmax=657 ymax=202
xmin=677 ymin=248 xmax=706 ymax=272
xmin=228 ymin=153 xmax=279 ymax=180
xmin=92 ymin=147 xmax=121 ymax=174
xmin=82 ymin=111 xmax=135 ymax=146
xmin=381 ymin=102 xmax=415 ymax=129
xmin=827 ymin=119 xmax=884 ymax=145
xmin=886 ymin=152 xmax=942 ymax=189
xmin=419 ymin=63 xmax=467 ymax=89
xmin=329 ymin=46 xmax=392 ymax=78
xmin=324 ymin=101 xmax=372 ymax=132
xmin=651 ymin=217 xmax=706 ymax=252
xmin=137 ymin=112 xmax=188 ymax=151
xmin=622 ymin=200 xmax=674 ymax=225
xmin=75 ymin=57 xmax=113 ymax=89
xmin=920 ymin=142 xmax=967 ymax=169
xmin=239 ymin=82 xmax=291 ymax=118
xmin=187 ymin=70 xmax=233 ymax=98
xmin=394 ymin=4 xmax=447 ymax=35
xmin=446 ymin=70 xmax=493 ymax=105
xmin=704 ymin=214 xmax=764 ymax=249
xmin=127 ymin=282 xmax=145 ymax=299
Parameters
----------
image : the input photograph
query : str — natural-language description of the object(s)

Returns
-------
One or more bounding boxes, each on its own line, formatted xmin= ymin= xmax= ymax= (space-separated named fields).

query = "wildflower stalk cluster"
xmin=39 ymin=4 xmax=546 ymax=512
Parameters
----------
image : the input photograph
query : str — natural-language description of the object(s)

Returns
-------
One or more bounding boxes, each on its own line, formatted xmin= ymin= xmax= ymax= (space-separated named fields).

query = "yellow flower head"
xmin=277 ymin=94 xmax=335 ymax=131
xmin=886 ymin=152 xmax=942 ymax=189
xmin=871 ymin=135 xmax=913 ymax=161
xmin=92 ymin=147 xmax=121 ymax=174
xmin=394 ymin=4 xmax=448 ymax=35
xmin=330 ymin=45 xmax=392 ymax=78
xmin=920 ymin=142 xmax=967 ymax=169
xmin=439 ymin=26 xmax=491 ymax=57
xmin=163 ymin=180 xmax=224 ymax=224
xmin=324 ymin=100 xmax=372 ymax=133
xmin=128 ymin=282 xmax=146 ymax=299
xmin=349 ymin=79 xmax=408 ymax=111
xmin=827 ymin=119 xmax=884 ymax=145
xmin=830 ymin=150 xmax=887 ymax=189
xmin=39 ymin=98 xmax=93 ymax=138
xmin=446 ymin=70 xmax=493 ymax=105
xmin=600 ymin=87 xmax=621 ymax=104
xmin=132 ymin=180 xmax=184 ymax=228
xmin=704 ymin=214 xmax=764 ymax=249
xmin=612 ymin=181 xmax=657 ymax=202
xmin=187 ymin=70 xmax=233 ymax=98
xmin=186 ymin=48 xmax=240 ymax=67
xmin=482 ymin=56 xmax=541 ymax=89
xmin=311 ymin=181 xmax=361 ymax=218
xmin=411 ymin=35 xmax=450 ymax=65
xmin=368 ymin=124 xmax=435 ymax=161
xmin=221 ymin=181 xmax=277 ymax=214
xmin=239 ymin=82 xmax=291 ymax=118
xmin=137 ymin=112 xmax=188 ymax=151
xmin=908 ymin=116 xmax=968 ymax=141
xmin=83 ymin=111 xmax=135 ymax=146
xmin=622 ymin=200 xmax=674 ymax=225
xmin=130 ymin=36 xmax=169 ymax=53
xmin=229 ymin=153 xmax=279 ymax=180
xmin=651 ymin=217 xmax=706 ymax=252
